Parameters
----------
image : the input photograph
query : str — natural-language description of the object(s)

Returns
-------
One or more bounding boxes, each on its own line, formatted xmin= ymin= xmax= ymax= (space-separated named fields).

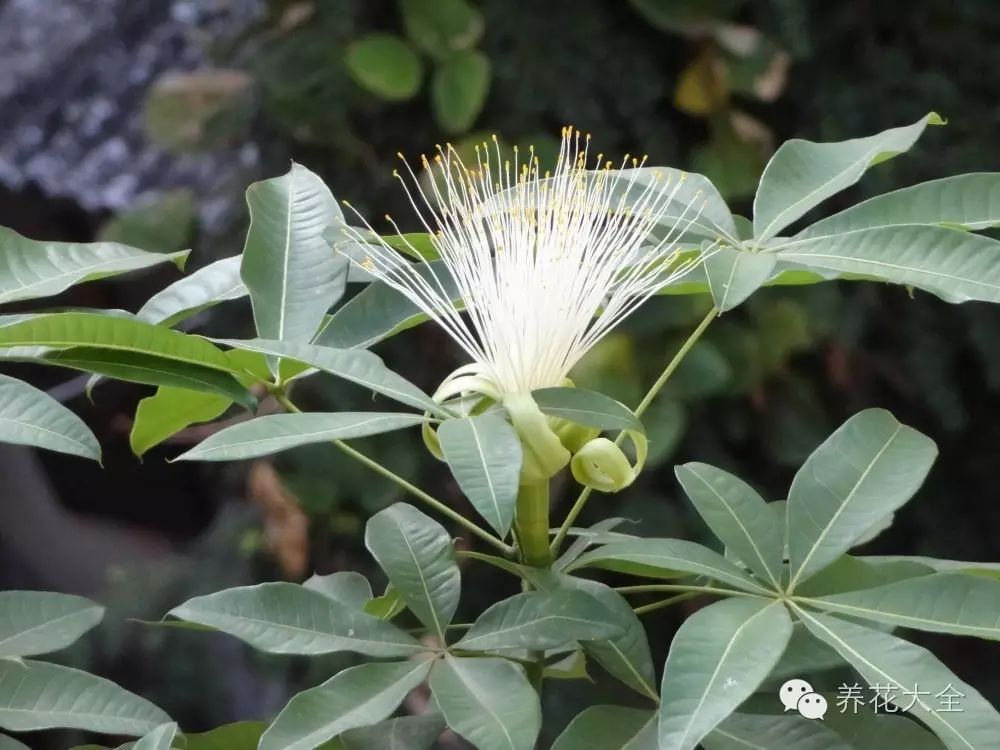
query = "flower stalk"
xmin=515 ymin=480 xmax=553 ymax=567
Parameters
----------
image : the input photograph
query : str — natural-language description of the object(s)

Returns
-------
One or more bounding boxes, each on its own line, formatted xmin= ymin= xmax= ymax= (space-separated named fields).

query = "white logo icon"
xmin=779 ymin=678 xmax=828 ymax=719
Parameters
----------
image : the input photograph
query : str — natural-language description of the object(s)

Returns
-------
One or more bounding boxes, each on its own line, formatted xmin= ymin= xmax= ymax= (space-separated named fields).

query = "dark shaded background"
xmin=2 ymin=0 xmax=1000 ymax=747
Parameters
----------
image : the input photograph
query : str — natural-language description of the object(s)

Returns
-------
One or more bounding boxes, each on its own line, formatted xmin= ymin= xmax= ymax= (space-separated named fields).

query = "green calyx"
xmin=503 ymin=391 xmax=572 ymax=483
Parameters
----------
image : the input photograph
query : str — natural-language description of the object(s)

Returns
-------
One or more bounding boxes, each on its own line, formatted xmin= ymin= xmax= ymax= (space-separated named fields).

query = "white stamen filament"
xmin=341 ymin=127 xmax=714 ymax=397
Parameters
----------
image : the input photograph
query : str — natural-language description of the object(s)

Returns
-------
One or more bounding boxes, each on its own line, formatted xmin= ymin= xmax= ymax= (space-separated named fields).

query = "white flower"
xmin=342 ymin=127 xmax=711 ymax=400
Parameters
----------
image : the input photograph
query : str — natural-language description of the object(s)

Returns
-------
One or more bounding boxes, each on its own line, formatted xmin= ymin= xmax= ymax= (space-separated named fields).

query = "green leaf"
xmin=0 ymin=659 xmax=170 ymax=735
xmin=303 ymin=572 xmax=373 ymax=609
xmin=675 ymin=462 xmax=783 ymax=590
xmin=859 ymin=555 xmax=1000 ymax=578
xmin=0 ymin=226 xmax=188 ymax=305
xmin=799 ymin=173 xmax=1000 ymax=237
xmin=174 ymin=411 xmax=428 ymax=461
xmin=432 ymin=50 xmax=490 ymax=133
xmin=554 ymin=518 xmax=638 ymax=572
xmin=658 ymin=599 xmax=793 ymax=750
xmin=364 ymin=584 xmax=407 ymax=620
xmin=178 ymin=721 xmax=266 ymax=750
xmin=804 ymin=572 xmax=1000 ymax=639
xmin=0 ymin=314 xmax=255 ymax=407
xmin=752 ymin=112 xmax=943 ymax=240
xmin=334 ymin=713 xmax=445 ymax=750
xmin=260 ymin=660 xmax=432 ymax=750
xmin=767 ymin=622 xmax=844 ymax=681
xmin=823 ymin=709 xmax=946 ymax=750
xmin=98 ymin=190 xmax=195 ymax=254
xmin=0 ymin=734 xmax=30 ymax=750
xmin=42 ymin=347 xmax=256 ymax=411
xmin=241 ymin=163 xmax=347 ymax=366
xmin=455 ymin=590 xmax=622 ymax=651
xmin=551 ymin=706 xmax=655 ymax=750
xmin=381 ymin=233 xmax=441 ymax=262
xmin=773 ymin=225 xmax=1000 ymax=304
xmin=703 ymin=247 xmax=777 ymax=311
xmin=133 ymin=723 xmax=178 ymax=750
xmin=794 ymin=555 xmax=935 ymax=598
xmin=703 ymin=713 xmax=850 ymax=750
xmin=552 ymin=576 xmax=658 ymax=701
xmin=137 ymin=256 xmax=246 ymax=327
xmin=787 ymin=409 xmax=938 ymax=592
xmin=130 ymin=387 xmax=231 ymax=458
xmin=365 ymin=503 xmax=460 ymax=640
xmin=345 ymin=34 xmax=423 ymax=101
xmin=430 ymin=656 xmax=540 ymax=750
xmin=215 ymin=338 xmax=443 ymax=415
xmin=401 ymin=0 xmax=484 ymax=57
xmin=533 ymin=387 xmax=644 ymax=433
xmin=315 ymin=261 xmax=457 ymax=349
xmin=0 ymin=591 xmax=103 ymax=658
xmin=167 ymin=582 xmax=422 ymax=657
xmin=0 ymin=375 xmax=101 ymax=460
xmin=569 ymin=539 xmax=773 ymax=595
xmin=796 ymin=607 xmax=1000 ymax=750
xmin=437 ymin=415 xmax=521 ymax=536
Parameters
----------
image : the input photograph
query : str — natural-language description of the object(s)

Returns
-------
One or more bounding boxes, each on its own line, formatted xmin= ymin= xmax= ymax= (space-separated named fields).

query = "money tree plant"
xmin=4 ymin=114 xmax=1000 ymax=749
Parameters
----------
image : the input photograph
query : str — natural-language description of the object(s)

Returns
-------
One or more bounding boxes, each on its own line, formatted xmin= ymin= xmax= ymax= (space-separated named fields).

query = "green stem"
xmin=274 ymin=393 xmax=514 ymax=556
xmin=549 ymin=306 xmax=719 ymax=555
xmin=632 ymin=592 xmax=699 ymax=616
xmin=615 ymin=583 xmax=760 ymax=598
xmin=515 ymin=481 xmax=553 ymax=567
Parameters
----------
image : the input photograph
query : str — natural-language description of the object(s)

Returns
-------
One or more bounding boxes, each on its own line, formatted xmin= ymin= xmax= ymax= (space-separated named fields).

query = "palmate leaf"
xmin=455 ymin=590 xmax=622 ymax=651
xmin=365 ymin=504 xmax=460 ymax=641
xmin=658 ymin=599 xmax=793 ymax=750
xmin=130 ymin=388 xmax=231 ymax=458
xmin=174 ymin=412 xmax=428 ymax=461
xmin=532 ymin=387 xmax=643 ymax=432
xmin=136 ymin=255 xmax=246 ymax=327
xmin=0 ymin=227 xmax=188 ymax=305
xmin=0 ymin=591 xmax=103 ymax=658
xmin=702 ymin=247 xmax=777 ymax=312
xmin=437 ymin=414 xmax=521 ymax=536
xmin=786 ymin=409 xmax=937 ymax=592
xmin=241 ymin=163 xmax=348 ymax=365
xmin=796 ymin=608 xmax=1000 ymax=750
xmin=303 ymin=572 xmax=373 ymax=609
xmin=823 ymin=709 xmax=946 ymax=750
xmin=752 ymin=112 xmax=943 ymax=241
xmin=167 ymin=582 xmax=422 ymax=658
xmin=675 ymin=462 xmax=783 ymax=590
xmin=798 ymin=173 xmax=1000 ymax=237
xmin=328 ymin=713 xmax=445 ymax=750
xmin=803 ymin=572 xmax=1000 ymax=639
xmin=0 ymin=734 xmax=29 ymax=750
xmin=772 ymin=225 xmax=1000 ymax=304
xmin=0 ymin=659 xmax=170 ymax=735
xmin=259 ymin=660 xmax=433 ymax=750
xmin=0 ymin=375 xmax=101 ymax=460
xmin=568 ymin=538 xmax=773 ymax=595
xmin=430 ymin=656 xmax=541 ymax=750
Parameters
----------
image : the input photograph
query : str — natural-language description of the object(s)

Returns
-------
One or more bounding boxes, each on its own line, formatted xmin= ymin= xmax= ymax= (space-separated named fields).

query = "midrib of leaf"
xmin=797 ymin=595 xmax=1000 ymax=637
xmin=459 ymin=612 xmax=606 ymax=648
xmin=0 ymin=607 xmax=99 ymax=653
xmin=291 ymin=662 xmax=427 ymax=750
xmin=173 ymin=608 xmax=419 ymax=653
xmin=0 ymin=251 xmax=185 ymax=302
xmin=685 ymin=466 xmax=779 ymax=589
xmin=756 ymin=144 xmax=888 ymax=242
xmin=277 ymin=179 xmax=294 ymax=340
xmin=393 ymin=516 xmax=445 ymax=640
xmin=673 ymin=603 xmax=777 ymax=748
xmin=468 ymin=418 xmax=501 ymax=528
xmin=190 ymin=415 xmax=421 ymax=457
xmin=448 ymin=659 xmax=516 ymax=750
xmin=599 ymin=641 xmax=659 ymax=703
xmin=0 ymin=416 xmax=92 ymax=455
xmin=788 ymin=423 xmax=901 ymax=591
xmin=793 ymin=605 xmax=974 ymax=750
xmin=580 ymin=551 xmax=770 ymax=595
